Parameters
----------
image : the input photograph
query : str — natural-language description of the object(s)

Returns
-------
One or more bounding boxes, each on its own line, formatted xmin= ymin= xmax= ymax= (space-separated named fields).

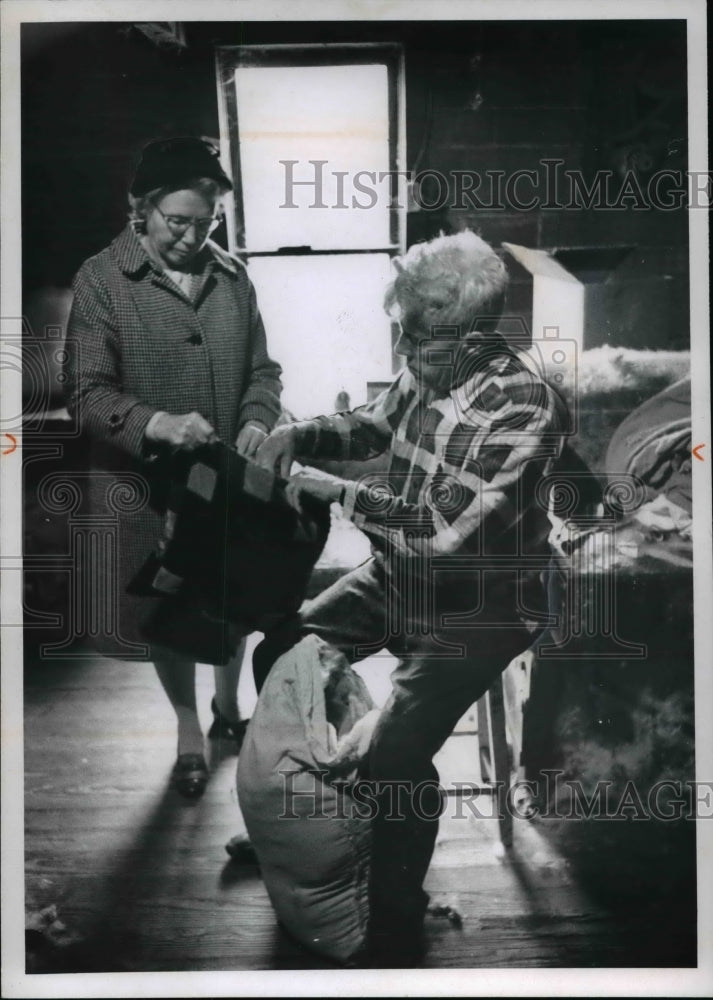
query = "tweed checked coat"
xmin=64 ymin=225 xmax=283 ymax=657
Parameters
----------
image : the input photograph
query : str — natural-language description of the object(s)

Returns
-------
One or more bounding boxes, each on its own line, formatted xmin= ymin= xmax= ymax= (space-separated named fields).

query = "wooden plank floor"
xmin=23 ymin=638 xmax=696 ymax=973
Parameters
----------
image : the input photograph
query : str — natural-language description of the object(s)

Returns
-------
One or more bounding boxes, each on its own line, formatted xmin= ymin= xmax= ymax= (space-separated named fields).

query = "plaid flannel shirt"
xmin=293 ymin=335 xmax=567 ymax=579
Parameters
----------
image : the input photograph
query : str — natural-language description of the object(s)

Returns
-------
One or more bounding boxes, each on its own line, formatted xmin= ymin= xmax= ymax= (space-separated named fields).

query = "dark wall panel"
xmin=22 ymin=18 xmax=689 ymax=350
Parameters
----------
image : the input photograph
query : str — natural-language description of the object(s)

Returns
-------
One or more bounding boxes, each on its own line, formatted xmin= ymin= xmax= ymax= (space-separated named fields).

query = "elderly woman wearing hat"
xmin=64 ymin=137 xmax=283 ymax=797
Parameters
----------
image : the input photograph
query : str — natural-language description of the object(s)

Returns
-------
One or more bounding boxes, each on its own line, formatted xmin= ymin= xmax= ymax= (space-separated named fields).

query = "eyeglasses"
xmin=152 ymin=203 xmax=221 ymax=238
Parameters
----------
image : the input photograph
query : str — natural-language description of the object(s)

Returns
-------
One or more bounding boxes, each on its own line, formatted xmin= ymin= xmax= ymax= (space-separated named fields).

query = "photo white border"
xmin=2 ymin=1 xmax=711 ymax=997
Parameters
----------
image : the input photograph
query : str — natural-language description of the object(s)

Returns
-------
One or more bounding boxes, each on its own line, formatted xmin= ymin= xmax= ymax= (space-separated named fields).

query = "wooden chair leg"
xmin=487 ymin=676 xmax=513 ymax=849
xmin=477 ymin=694 xmax=492 ymax=782
xmin=476 ymin=678 xmax=513 ymax=849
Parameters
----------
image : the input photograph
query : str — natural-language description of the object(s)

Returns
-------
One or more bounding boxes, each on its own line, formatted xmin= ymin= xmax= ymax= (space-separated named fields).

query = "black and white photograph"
xmin=1 ymin=0 xmax=711 ymax=996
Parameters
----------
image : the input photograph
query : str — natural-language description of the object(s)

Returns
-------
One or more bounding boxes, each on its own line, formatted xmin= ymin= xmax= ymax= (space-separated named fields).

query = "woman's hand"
xmin=285 ymin=469 xmax=346 ymax=513
xmin=255 ymin=424 xmax=297 ymax=479
xmin=235 ymin=421 xmax=268 ymax=458
xmin=145 ymin=411 xmax=217 ymax=450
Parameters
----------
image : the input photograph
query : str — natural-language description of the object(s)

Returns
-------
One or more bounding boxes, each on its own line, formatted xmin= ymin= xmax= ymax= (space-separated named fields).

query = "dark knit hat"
xmin=130 ymin=137 xmax=233 ymax=196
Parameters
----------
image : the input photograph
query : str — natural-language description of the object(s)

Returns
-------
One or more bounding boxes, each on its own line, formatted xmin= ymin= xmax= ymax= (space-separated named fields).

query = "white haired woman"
xmin=64 ymin=137 xmax=283 ymax=797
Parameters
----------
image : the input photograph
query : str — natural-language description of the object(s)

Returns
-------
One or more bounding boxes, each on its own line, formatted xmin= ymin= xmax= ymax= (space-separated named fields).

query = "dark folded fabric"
xmin=140 ymin=588 xmax=246 ymax=665
xmin=128 ymin=442 xmax=331 ymax=663
xmin=605 ymin=377 xmax=692 ymax=514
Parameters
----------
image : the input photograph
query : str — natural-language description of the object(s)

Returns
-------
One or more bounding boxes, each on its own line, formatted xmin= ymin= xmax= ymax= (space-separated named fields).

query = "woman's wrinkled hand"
xmin=235 ymin=421 xmax=268 ymax=458
xmin=255 ymin=424 xmax=297 ymax=479
xmin=284 ymin=469 xmax=346 ymax=513
xmin=145 ymin=411 xmax=217 ymax=451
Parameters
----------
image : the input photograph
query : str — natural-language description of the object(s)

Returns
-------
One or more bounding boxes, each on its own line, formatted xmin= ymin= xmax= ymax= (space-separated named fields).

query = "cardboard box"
xmin=502 ymin=243 xmax=636 ymax=352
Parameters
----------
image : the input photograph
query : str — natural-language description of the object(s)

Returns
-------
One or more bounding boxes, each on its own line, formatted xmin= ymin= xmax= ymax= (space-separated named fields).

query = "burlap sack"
xmin=237 ymin=634 xmax=380 ymax=963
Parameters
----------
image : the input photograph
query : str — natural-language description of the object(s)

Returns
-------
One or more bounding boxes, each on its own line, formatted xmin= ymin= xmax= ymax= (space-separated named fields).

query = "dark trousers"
xmin=254 ymin=555 xmax=536 ymax=948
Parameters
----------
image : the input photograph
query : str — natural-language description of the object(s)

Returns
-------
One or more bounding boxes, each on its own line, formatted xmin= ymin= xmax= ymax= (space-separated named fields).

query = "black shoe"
xmin=225 ymin=833 xmax=259 ymax=865
xmin=366 ymin=922 xmax=426 ymax=968
xmin=365 ymin=933 xmax=425 ymax=968
xmin=172 ymin=753 xmax=208 ymax=798
xmin=367 ymin=901 xmax=428 ymax=968
xmin=208 ymin=697 xmax=249 ymax=748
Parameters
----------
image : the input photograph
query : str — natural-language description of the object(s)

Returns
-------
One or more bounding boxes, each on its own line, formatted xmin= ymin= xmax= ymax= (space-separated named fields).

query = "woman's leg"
xmin=153 ymin=654 xmax=204 ymax=756
xmin=213 ymin=636 xmax=247 ymax=723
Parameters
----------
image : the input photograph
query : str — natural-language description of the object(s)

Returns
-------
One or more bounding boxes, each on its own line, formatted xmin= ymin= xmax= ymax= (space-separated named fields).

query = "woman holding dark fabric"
xmin=64 ymin=137 xmax=283 ymax=797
